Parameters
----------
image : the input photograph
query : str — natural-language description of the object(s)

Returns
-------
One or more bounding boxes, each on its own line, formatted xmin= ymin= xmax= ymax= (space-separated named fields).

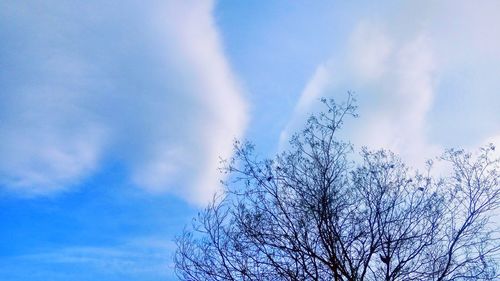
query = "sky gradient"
xmin=1 ymin=1 xmax=499 ymax=280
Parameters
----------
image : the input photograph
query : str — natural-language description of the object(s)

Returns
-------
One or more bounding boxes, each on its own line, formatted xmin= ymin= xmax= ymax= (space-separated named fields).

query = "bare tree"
xmin=175 ymin=95 xmax=500 ymax=281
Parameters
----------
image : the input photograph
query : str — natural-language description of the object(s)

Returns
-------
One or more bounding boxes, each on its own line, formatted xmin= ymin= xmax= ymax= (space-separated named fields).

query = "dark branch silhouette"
xmin=175 ymin=94 xmax=500 ymax=281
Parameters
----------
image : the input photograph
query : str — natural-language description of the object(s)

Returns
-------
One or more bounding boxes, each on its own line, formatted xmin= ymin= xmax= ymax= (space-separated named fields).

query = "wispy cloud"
xmin=2 ymin=237 xmax=175 ymax=280
xmin=280 ymin=1 xmax=500 ymax=168
xmin=281 ymin=22 xmax=438 ymax=167
xmin=0 ymin=0 xmax=247 ymax=204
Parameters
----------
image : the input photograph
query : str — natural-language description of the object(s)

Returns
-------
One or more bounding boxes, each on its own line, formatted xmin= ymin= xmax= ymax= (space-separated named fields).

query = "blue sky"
xmin=1 ymin=1 xmax=499 ymax=280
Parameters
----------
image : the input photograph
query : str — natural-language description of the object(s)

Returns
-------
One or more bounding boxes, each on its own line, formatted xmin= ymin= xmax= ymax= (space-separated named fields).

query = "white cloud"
xmin=281 ymin=1 xmax=500 ymax=169
xmin=281 ymin=23 xmax=439 ymax=168
xmin=119 ymin=0 xmax=249 ymax=204
xmin=359 ymin=33 xmax=438 ymax=165
xmin=347 ymin=23 xmax=393 ymax=81
xmin=279 ymin=62 xmax=334 ymax=148
xmin=0 ymin=0 xmax=247 ymax=205
xmin=4 ymin=237 xmax=176 ymax=280
xmin=0 ymin=48 xmax=107 ymax=195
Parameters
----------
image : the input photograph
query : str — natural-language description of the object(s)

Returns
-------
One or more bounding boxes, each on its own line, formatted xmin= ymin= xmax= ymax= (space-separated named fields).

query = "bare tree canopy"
xmin=175 ymin=95 xmax=500 ymax=281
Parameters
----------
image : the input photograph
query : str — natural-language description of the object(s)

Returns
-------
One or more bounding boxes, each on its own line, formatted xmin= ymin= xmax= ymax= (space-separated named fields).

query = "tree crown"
xmin=175 ymin=95 xmax=500 ymax=281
